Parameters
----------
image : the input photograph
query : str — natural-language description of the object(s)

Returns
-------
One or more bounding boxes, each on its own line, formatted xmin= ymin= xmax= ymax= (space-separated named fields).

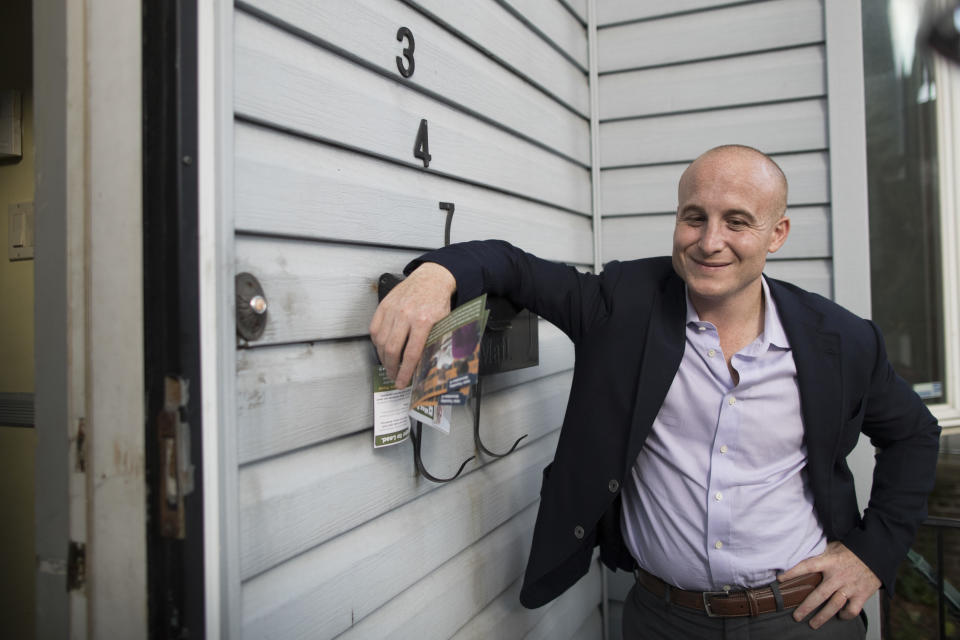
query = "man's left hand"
xmin=777 ymin=541 xmax=881 ymax=629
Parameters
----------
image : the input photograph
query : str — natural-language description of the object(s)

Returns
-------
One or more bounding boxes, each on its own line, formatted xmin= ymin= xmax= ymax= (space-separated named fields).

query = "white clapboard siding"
xmin=234 ymin=124 xmax=593 ymax=265
xmin=599 ymin=99 xmax=828 ymax=168
xmin=561 ymin=0 xmax=587 ymax=24
xmin=234 ymin=14 xmax=591 ymax=214
xmin=449 ymin=578 xmax=546 ymax=639
xmin=601 ymin=152 xmax=830 ymax=216
xmin=241 ymin=430 xmax=559 ymax=639
xmin=239 ymin=371 xmax=572 ymax=579
xmin=337 ymin=505 xmax=538 ymax=640
xmin=570 ymin=608 xmax=604 ymax=640
xmin=601 ymin=206 xmax=830 ymax=262
xmin=406 ymin=0 xmax=590 ymax=115
xmin=764 ymin=259 xmax=832 ymax=298
xmin=234 ymin=238 xmax=419 ymax=344
xmin=597 ymin=0 xmax=756 ymax=26
xmin=523 ymin=560 xmax=602 ymax=640
xmin=599 ymin=46 xmax=825 ymax=120
xmin=236 ymin=321 xmax=574 ymax=464
xmin=238 ymin=0 xmax=590 ymax=165
xmin=500 ymin=0 xmax=589 ymax=70
xmin=234 ymin=238 xmax=589 ymax=348
xmin=597 ymin=0 xmax=824 ymax=73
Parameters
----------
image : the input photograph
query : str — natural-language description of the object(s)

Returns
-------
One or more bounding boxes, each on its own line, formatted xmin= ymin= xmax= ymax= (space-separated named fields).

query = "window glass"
xmin=862 ymin=0 xmax=945 ymax=402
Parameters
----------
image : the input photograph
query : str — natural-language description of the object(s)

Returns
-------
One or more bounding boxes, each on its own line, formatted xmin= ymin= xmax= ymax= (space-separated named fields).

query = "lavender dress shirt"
xmin=620 ymin=278 xmax=827 ymax=590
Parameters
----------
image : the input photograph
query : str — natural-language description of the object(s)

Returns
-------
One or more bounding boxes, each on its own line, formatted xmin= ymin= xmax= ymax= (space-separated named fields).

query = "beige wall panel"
xmin=599 ymin=99 xmax=828 ymax=167
xmin=601 ymin=206 xmax=830 ymax=262
xmin=502 ymin=0 xmax=589 ymax=69
xmin=338 ymin=505 xmax=538 ymax=639
xmin=562 ymin=0 xmax=588 ymax=24
xmin=242 ymin=431 xmax=558 ymax=638
xmin=597 ymin=0 xmax=743 ymax=25
xmin=597 ymin=0 xmax=824 ymax=72
xmin=236 ymin=321 xmax=574 ymax=463
xmin=240 ymin=0 xmax=589 ymax=164
xmin=601 ymin=151 xmax=829 ymax=216
xmin=407 ymin=0 xmax=590 ymax=115
xmin=239 ymin=371 xmax=571 ymax=579
xmin=235 ymin=14 xmax=590 ymax=214
xmin=599 ymin=46 xmax=825 ymax=120
xmin=234 ymin=124 xmax=593 ymax=265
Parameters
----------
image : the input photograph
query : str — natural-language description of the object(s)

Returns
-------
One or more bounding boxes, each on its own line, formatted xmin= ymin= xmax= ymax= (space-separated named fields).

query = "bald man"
xmin=370 ymin=145 xmax=939 ymax=638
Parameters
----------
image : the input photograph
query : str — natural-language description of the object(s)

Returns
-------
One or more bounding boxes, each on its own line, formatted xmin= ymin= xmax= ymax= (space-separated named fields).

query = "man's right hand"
xmin=369 ymin=262 xmax=457 ymax=388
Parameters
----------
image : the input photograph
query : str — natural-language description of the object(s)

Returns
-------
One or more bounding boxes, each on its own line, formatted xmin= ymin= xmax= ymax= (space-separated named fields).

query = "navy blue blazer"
xmin=409 ymin=240 xmax=941 ymax=609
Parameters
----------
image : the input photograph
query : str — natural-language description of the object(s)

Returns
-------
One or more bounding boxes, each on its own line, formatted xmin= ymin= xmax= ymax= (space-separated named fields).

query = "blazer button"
xmin=608 ymin=479 xmax=619 ymax=493
xmin=574 ymin=525 xmax=585 ymax=540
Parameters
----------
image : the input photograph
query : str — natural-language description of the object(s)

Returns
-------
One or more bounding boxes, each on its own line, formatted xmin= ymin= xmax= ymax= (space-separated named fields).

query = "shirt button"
xmin=574 ymin=525 xmax=585 ymax=539
xmin=707 ymin=348 xmax=716 ymax=358
xmin=715 ymin=540 xmax=723 ymax=549
xmin=720 ymin=445 xmax=728 ymax=454
xmin=715 ymin=492 xmax=723 ymax=501
xmin=728 ymin=397 xmax=737 ymax=406
xmin=608 ymin=479 xmax=620 ymax=493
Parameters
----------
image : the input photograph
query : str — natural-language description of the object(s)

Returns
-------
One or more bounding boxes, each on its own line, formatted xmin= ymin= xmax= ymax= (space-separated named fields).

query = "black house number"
xmin=396 ymin=27 xmax=415 ymax=78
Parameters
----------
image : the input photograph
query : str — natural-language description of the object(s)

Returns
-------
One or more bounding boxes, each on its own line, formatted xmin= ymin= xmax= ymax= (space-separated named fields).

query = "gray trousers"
xmin=623 ymin=580 xmax=867 ymax=640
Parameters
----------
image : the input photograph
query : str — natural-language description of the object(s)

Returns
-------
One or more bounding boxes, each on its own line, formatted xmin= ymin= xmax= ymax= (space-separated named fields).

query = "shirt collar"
xmin=683 ymin=277 xmax=791 ymax=351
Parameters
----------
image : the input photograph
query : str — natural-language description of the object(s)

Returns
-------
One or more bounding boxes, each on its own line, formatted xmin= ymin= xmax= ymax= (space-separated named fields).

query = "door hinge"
xmin=67 ymin=541 xmax=85 ymax=591
xmin=157 ymin=376 xmax=195 ymax=539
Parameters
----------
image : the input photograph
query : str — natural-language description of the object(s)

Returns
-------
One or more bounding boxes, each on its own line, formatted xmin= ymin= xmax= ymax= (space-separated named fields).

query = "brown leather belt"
xmin=635 ymin=567 xmax=822 ymax=617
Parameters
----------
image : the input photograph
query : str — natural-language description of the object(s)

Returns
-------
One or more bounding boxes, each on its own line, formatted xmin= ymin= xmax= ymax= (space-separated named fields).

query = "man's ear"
xmin=768 ymin=216 xmax=791 ymax=254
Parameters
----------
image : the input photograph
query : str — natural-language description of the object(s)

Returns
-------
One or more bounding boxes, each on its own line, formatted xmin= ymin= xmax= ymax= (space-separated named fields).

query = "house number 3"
xmin=396 ymin=27 xmax=415 ymax=78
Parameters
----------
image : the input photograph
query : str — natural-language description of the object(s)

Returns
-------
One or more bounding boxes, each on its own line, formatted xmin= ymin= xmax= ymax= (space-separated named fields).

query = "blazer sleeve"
xmin=404 ymin=239 xmax=621 ymax=344
xmin=840 ymin=320 xmax=941 ymax=591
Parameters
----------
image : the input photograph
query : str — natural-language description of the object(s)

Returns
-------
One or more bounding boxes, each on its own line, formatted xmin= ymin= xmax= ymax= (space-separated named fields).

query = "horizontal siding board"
xmin=337 ymin=505 xmax=538 ymax=639
xmin=598 ymin=0 xmax=824 ymax=72
xmin=561 ymin=0 xmax=588 ymax=24
xmin=601 ymin=206 xmax=830 ymax=263
xmin=523 ymin=560 xmax=602 ymax=640
xmin=570 ymin=607 xmax=603 ymax=640
xmin=234 ymin=124 xmax=594 ymax=265
xmin=234 ymin=238 xmax=419 ymax=344
xmin=764 ymin=259 xmax=832 ymax=298
xmin=450 ymin=577 xmax=547 ymax=639
xmin=239 ymin=0 xmax=590 ymax=164
xmin=601 ymin=151 xmax=830 ymax=216
xmin=500 ymin=0 xmax=589 ymax=69
xmin=241 ymin=430 xmax=559 ymax=638
xmin=235 ymin=13 xmax=591 ymax=214
xmin=236 ymin=321 xmax=574 ymax=463
xmin=599 ymin=46 xmax=825 ymax=120
xmin=597 ymin=0 xmax=745 ymax=25
xmin=406 ymin=0 xmax=590 ymax=115
xmin=239 ymin=371 xmax=572 ymax=578
xmin=599 ymin=99 xmax=828 ymax=167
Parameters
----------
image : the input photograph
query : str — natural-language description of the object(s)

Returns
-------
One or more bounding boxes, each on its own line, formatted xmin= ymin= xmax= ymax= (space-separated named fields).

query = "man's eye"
xmin=727 ymin=219 xmax=747 ymax=229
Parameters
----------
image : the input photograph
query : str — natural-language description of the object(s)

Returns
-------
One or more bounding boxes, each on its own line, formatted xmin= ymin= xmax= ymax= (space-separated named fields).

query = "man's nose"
xmin=698 ymin=221 xmax=725 ymax=253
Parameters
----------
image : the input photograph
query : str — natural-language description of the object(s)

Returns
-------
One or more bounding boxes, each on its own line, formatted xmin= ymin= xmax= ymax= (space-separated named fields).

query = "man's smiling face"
xmin=671 ymin=147 xmax=791 ymax=311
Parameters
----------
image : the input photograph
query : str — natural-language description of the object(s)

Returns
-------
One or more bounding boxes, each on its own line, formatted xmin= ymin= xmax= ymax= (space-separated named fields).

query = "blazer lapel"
xmin=625 ymin=275 xmax=686 ymax=469
xmin=767 ymin=278 xmax=843 ymax=498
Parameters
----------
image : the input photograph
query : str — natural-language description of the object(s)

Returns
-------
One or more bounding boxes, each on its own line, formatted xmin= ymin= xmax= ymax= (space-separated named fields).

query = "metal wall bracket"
xmin=236 ymin=272 xmax=268 ymax=341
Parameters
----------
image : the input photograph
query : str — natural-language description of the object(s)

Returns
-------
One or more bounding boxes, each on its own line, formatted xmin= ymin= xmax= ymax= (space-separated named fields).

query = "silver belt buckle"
xmin=701 ymin=590 xmax=730 ymax=617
